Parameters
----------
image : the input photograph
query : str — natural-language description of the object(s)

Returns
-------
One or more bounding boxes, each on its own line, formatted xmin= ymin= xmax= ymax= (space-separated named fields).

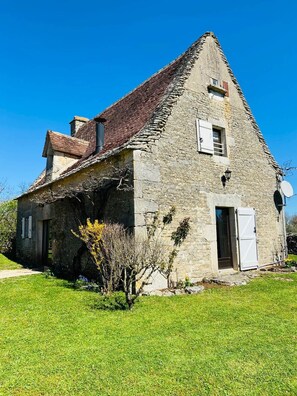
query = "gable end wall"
xmin=133 ymin=36 xmax=285 ymax=282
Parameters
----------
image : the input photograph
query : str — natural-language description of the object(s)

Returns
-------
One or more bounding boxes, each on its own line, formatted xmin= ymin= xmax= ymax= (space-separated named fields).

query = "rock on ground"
xmin=185 ymin=285 xmax=205 ymax=294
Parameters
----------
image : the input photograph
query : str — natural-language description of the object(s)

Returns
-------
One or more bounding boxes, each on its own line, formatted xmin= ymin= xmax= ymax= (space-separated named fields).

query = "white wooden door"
xmin=237 ymin=207 xmax=258 ymax=270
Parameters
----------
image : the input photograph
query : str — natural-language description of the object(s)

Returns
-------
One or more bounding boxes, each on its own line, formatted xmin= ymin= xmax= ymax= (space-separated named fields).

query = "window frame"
xmin=21 ymin=216 xmax=33 ymax=239
xmin=212 ymin=126 xmax=227 ymax=157
xmin=196 ymin=119 xmax=227 ymax=158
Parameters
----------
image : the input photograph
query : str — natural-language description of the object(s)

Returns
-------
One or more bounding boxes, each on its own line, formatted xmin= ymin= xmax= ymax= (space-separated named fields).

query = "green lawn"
xmin=0 ymin=274 xmax=296 ymax=396
xmin=0 ymin=253 xmax=22 ymax=270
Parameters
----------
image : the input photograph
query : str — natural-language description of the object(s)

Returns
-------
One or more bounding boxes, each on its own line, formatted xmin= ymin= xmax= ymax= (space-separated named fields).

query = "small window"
xmin=196 ymin=119 xmax=227 ymax=157
xmin=212 ymin=78 xmax=219 ymax=86
xmin=21 ymin=216 xmax=32 ymax=239
xmin=213 ymin=127 xmax=226 ymax=156
xmin=208 ymin=79 xmax=229 ymax=98
xmin=24 ymin=217 xmax=29 ymax=238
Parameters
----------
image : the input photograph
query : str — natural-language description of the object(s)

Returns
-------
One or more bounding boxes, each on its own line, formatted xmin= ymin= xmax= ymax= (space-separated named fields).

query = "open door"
xmin=216 ymin=207 xmax=233 ymax=269
xmin=237 ymin=208 xmax=258 ymax=270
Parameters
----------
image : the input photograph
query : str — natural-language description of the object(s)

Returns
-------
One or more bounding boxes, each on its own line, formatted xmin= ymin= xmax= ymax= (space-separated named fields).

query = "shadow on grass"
xmin=50 ymin=276 xmax=132 ymax=311
xmin=0 ymin=253 xmax=33 ymax=271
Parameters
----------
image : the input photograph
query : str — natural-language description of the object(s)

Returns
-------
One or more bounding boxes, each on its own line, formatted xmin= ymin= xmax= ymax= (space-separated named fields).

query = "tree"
xmin=286 ymin=214 xmax=297 ymax=234
xmin=0 ymin=181 xmax=17 ymax=254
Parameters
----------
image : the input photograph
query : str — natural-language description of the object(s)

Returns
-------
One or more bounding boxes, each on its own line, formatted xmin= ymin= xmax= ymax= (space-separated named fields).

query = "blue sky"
xmin=0 ymin=0 xmax=297 ymax=213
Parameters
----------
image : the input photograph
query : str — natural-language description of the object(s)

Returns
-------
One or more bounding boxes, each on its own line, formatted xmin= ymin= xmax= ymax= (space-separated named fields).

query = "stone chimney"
xmin=69 ymin=116 xmax=89 ymax=137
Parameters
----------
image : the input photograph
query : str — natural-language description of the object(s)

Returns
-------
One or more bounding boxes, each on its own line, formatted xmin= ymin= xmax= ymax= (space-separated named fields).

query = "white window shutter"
xmin=21 ymin=218 xmax=25 ymax=239
xmin=28 ymin=216 xmax=32 ymax=239
xmin=237 ymin=208 xmax=258 ymax=270
xmin=196 ymin=119 xmax=214 ymax=154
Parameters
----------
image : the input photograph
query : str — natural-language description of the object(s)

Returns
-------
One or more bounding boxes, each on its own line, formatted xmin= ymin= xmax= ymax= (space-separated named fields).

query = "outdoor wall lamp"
xmin=225 ymin=168 xmax=232 ymax=182
xmin=221 ymin=168 xmax=232 ymax=187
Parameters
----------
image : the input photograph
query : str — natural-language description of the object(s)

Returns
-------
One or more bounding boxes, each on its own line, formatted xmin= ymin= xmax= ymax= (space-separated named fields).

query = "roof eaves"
xmin=18 ymin=143 xmax=131 ymax=199
xmin=42 ymin=131 xmax=51 ymax=157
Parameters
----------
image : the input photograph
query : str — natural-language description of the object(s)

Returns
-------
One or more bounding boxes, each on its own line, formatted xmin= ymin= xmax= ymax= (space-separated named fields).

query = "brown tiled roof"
xmin=75 ymin=59 xmax=184 ymax=157
xmin=26 ymin=33 xmax=210 ymax=192
xmin=42 ymin=131 xmax=90 ymax=158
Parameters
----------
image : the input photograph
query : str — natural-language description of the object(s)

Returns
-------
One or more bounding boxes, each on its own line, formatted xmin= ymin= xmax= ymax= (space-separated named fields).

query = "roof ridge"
xmin=127 ymin=32 xmax=210 ymax=149
xmin=48 ymin=130 xmax=89 ymax=144
xmin=90 ymin=32 xmax=213 ymax=122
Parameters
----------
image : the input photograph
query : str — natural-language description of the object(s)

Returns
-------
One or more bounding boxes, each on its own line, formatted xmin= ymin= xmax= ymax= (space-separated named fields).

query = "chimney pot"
xmin=95 ymin=117 xmax=106 ymax=154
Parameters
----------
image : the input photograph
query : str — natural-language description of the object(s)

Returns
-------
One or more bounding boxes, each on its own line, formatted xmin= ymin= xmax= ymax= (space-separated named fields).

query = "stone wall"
xmin=133 ymin=35 xmax=285 ymax=283
xmin=16 ymin=150 xmax=134 ymax=278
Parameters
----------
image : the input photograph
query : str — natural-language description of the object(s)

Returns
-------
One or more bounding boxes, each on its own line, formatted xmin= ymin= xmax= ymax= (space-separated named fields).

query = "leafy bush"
xmin=287 ymin=235 xmax=297 ymax=255
xmin=284 ymin=258 xmax=297 ymax=268
xmin=43 ymin=268 xmax=56 ymax=278
xmin=94 ymin=292 xmax=129 ymax=311
xmin=73 ymin=275 xmax=100 ymax=292
xmin=171 ymin=217 xmax=191 ymax=246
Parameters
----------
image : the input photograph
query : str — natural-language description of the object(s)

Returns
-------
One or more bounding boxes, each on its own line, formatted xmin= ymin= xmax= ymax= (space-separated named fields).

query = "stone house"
xmin=16 ymin=32 xmax=286 ymax=287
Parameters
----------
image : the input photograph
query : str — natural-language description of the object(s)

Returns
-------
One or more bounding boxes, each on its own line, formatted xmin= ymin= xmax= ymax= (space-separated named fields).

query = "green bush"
xmin=284 ymin=259 xmax=297 ymax=268
xmin=94 ymin=292 xmax=130 ymax=311
xmin=72 ymin=275 xmax=100 ymax=292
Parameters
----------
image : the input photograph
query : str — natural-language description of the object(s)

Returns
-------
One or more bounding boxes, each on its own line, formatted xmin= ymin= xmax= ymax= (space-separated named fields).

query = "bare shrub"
xmin=73 ymin=208 xmax=191 ymax=309
xmin=74 ymin=221 xmax=169 ymax=309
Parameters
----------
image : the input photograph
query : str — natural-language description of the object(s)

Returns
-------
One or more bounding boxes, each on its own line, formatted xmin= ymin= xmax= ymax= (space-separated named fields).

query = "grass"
xmin=0 ymin=273 xmax=297 ymax=395
xmin=288 ymin=253 xmax=297 ymax=262
xmin=0 ymin=253 xmax=22 ymax=270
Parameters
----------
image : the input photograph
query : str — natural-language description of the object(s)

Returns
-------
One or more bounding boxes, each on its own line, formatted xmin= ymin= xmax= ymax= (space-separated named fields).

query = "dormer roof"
xmin=42 ymin=131 xmax=90 ymax=158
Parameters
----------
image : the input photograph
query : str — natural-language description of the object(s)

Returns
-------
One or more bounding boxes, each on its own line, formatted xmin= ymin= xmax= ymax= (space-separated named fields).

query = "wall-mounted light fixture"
xmin=221 ymin=168 xmax=232 ymax=187
xmin=225 ymin=168 xmax=232 ymax=182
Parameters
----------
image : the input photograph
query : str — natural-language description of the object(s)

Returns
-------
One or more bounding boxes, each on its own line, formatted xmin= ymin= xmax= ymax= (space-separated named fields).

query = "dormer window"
xmin=42 ymin=130 xmax=89 ymax=182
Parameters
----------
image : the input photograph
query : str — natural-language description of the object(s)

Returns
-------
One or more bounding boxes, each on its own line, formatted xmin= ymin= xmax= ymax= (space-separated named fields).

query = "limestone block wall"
xmin=17 ymin=151 xmax=134 ymax=277
xmin=133 ymin=35 xmax=285 ymax=283
xmin=46 ymin=151 xmax=79 ymax=182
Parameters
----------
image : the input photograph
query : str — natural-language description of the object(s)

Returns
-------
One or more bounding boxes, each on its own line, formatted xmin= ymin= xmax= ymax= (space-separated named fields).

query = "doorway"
xmin=42 ymin=220 xmax=52 ymax=266
xmin=216 ymin=207 xmax=233 ymax=269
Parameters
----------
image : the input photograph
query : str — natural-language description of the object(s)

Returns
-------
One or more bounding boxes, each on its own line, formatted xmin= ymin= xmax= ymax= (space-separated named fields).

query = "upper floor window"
xmin=213 ymin=127 xmax=226 ymax=156
xmin=211 ymin=78 xmax=219 ymax=87
xmin=196 ymin=120 xmax=227 ymax=157
xmin=208 ymin=78 xmax=229 ymax=98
